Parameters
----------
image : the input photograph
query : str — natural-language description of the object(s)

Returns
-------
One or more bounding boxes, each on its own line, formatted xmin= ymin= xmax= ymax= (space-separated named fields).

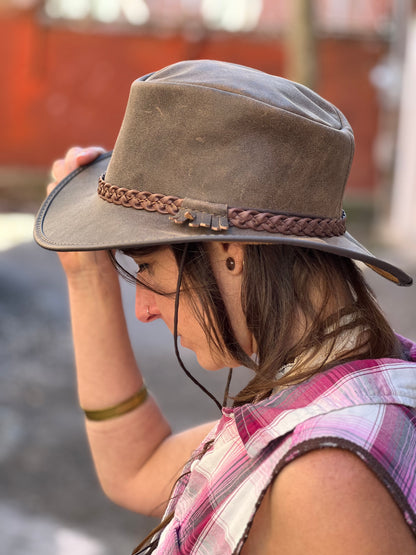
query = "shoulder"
xmin=267 ymin=448 xmax=416 ymax=554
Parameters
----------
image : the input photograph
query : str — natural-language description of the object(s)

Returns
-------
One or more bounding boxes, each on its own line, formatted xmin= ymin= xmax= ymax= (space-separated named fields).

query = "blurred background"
xmin=0 ymin=1 xmax=415 ymax=553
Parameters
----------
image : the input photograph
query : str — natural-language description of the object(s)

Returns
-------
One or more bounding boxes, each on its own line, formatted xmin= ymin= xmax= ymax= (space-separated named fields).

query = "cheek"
xmin=176 ymin=299 xmax=208 ymax=344
xmin=177 ymin=299 xmax=199 ymax=329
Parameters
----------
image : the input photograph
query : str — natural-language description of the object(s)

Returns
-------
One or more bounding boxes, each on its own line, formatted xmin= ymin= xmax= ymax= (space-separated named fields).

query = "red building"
xmin=0 ymin=0 xmax=403 ymax=196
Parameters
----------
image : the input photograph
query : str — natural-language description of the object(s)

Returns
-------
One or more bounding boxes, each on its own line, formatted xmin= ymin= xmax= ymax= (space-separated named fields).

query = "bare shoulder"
xmin=267 ymin=448 xmax=416 ymax=554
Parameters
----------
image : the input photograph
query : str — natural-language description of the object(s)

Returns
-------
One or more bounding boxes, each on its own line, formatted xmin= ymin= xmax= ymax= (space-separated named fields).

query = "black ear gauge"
xmin=226 ymin=257 xmax=235 ymax=271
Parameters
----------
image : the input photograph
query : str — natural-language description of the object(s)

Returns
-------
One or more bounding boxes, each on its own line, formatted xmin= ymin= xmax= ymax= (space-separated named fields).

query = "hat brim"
xmin=34 ymin=152 xmax=413 ymax=286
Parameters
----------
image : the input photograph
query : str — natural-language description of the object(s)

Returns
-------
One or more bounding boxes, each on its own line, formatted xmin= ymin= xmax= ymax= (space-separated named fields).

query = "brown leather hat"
xmin=34 ymin=59 xmax=412 ymax=286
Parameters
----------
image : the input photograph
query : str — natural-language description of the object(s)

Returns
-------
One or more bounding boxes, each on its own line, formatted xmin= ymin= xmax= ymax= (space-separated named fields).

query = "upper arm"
xmin=133 ymin=420 xmax=217 ymax=515
xmin=266 ymin=448 xmax=416 ymax=554
xmin=92 ymin=416 xmax=217 ymax=517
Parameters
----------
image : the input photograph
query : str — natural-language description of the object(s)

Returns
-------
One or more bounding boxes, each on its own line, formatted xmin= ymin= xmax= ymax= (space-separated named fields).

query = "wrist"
xmin=58 ymin=249 xmax=118 ymax=283
xmin=66 ymin=262 xmax=119 ymax=291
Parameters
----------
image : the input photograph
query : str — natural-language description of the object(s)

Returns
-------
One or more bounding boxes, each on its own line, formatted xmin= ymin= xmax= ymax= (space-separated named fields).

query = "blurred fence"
xmin=0 ymin=1 xmax=400 ymax=198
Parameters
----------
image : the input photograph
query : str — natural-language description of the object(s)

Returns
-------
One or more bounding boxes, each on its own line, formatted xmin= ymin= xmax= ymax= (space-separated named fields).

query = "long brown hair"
xmin=237 ymin=244 xmax=402 ymax=403
xmin=114 ymin=242 xmax=401 ymax=404
xmin=111 ymin=242 xmax=402 ymax=553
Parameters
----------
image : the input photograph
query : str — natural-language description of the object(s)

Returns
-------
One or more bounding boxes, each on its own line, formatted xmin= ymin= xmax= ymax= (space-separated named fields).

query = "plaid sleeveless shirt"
xmin=154 ymin=336 xmax=416 ymax=554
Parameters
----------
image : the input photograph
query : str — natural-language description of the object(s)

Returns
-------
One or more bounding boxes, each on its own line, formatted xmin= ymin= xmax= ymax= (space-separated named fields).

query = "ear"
xmin=210 ymin=242 xmax=245 ymax=275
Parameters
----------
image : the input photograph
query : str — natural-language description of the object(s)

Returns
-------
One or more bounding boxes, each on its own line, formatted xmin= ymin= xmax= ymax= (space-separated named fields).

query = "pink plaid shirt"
xmin=154 ymin=336 xmax=416 ymax=554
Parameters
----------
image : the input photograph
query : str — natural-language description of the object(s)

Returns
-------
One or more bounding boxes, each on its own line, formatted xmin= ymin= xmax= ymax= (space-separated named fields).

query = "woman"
xmin=35 ymin=60 xmax=416 ymax=554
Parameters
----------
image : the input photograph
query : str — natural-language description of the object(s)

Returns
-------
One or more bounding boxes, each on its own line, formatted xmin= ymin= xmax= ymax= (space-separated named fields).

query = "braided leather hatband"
xmin=97 ymin=175 xmax=346 ymax=238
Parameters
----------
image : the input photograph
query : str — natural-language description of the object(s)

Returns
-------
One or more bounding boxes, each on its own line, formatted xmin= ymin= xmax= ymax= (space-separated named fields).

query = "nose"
xmin=135 ymin=285 xmax=160 ymax=323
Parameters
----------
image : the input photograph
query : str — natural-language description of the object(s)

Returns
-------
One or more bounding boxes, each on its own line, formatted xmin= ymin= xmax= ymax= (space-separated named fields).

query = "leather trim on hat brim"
xmin=34 ymin=152 xmax=413 ymax=287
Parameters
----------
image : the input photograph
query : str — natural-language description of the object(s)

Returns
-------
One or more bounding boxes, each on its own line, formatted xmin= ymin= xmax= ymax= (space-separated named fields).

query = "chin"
xmin=195 ymin=353 xmax=227 ymax=372
xmin=196 ymin=351 xmax=239 ymax=372
xmin=197 ymin=359 xmax=224 ymax=372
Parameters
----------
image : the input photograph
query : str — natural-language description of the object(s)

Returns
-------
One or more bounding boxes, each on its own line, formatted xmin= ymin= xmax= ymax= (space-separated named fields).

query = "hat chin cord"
xmin=173 ymin=243 xmax=231 ymax=412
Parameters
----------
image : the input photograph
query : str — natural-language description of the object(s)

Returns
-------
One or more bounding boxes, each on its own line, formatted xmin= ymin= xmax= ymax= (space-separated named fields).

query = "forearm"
xmin=66 ymin=266 xmax=172 ymax=509
xmin=67 ymin=267 xmax=145 ymax=408
xmin=46 ymin=147 xmax=189 ymax=513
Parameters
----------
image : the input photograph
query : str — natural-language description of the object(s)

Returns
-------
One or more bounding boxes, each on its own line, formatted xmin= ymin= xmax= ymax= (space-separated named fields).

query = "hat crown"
xmin=145 ymin=60 xmax=343 ymax=129
xmin=34 ymin=60 xmax=412 ymax=285
xmin=106 ymin=60 xmax=354 ymax=220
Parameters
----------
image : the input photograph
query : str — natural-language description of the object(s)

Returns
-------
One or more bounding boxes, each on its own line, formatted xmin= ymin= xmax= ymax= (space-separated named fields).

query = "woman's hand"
xmin=47 ymin=146 xmax=115 ymax=279
xmin=48 ymin=146 xmax=105 ymax=193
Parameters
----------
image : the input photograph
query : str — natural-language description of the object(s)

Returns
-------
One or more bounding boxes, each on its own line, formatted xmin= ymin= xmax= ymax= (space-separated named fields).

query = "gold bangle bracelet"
xmin=82 ymin=384 xmax=148 ymax=422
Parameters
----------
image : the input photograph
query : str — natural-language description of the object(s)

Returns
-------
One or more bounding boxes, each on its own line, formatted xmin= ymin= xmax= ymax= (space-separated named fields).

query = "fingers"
xmin=75 ymin=146 xmax=106 ymax=168
xmin=51 ymin=146 xmax=105 ymax=181
xmin=50 ymin=158 xmax=65 ymax=183
xmin=46 ymin=181 xmax=57 ymax=196
xmin=50 ymin=146 xmax=81 ymax=182
xmin=48 ymin=146 xmax=106 ymax=196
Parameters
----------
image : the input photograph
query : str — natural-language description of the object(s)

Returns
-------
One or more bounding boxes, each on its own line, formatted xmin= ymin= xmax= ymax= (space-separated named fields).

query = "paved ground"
xmin=1 ymin=214 xmax=415 ymax=554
